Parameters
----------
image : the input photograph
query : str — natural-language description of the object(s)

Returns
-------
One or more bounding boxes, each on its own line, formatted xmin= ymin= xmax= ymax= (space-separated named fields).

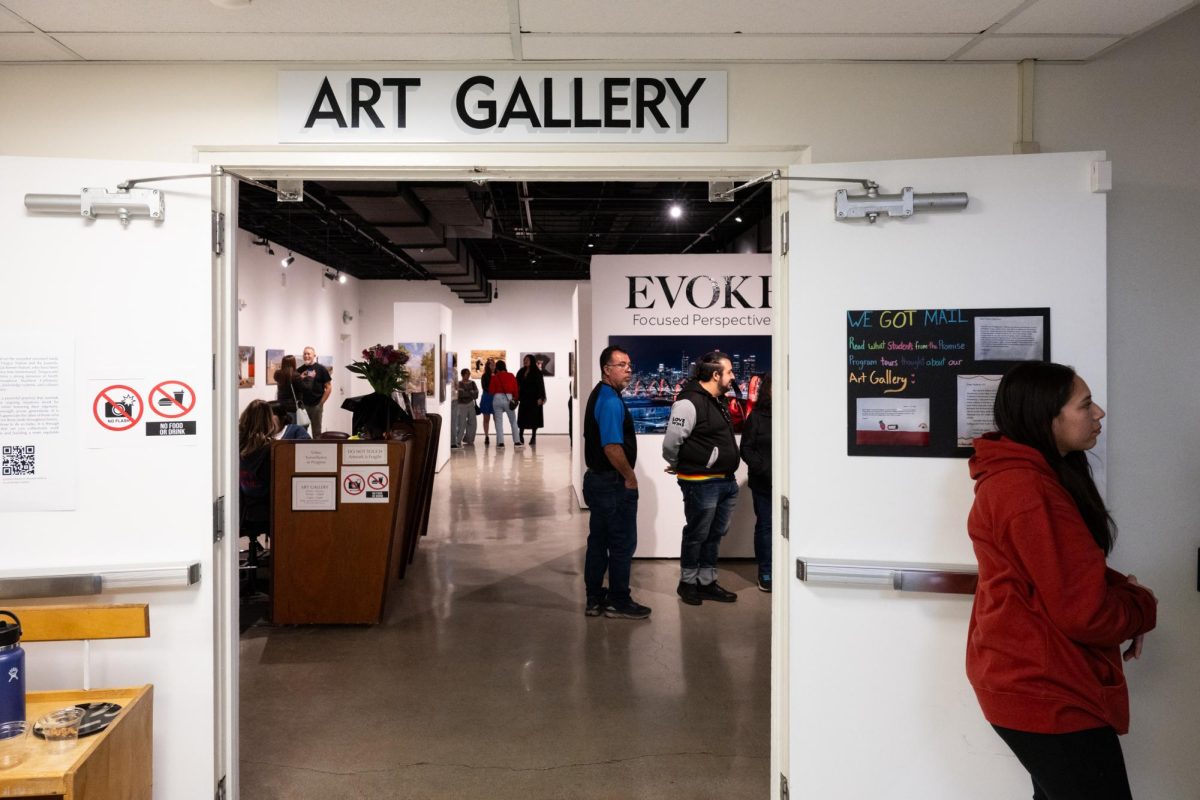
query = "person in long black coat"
xmin=739 ymin=373 xmax=772 ymax=592
xmin=515 ymin=354 xmax=547 ymax=445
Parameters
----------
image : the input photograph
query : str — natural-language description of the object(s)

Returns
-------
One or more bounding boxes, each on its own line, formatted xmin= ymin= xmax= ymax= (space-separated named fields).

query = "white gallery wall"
xmin=392 ymin=301 xmax=452 ymax=471
xmin=587 ymin=253 xmax=771 ymax=559
xmin=0 ymin=62 xmax=1015 ymax=164
xmin=1037 ymin=9 xmax=1200 ymax=796
xmin=358 ymin=279 xmax=579 ymax=435
xmin=235 ymin=229 xmax=361 ymax=434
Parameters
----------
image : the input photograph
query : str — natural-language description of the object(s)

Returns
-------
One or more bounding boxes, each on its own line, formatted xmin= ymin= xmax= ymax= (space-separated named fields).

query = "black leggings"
xmin=992 ymin=725 xmax=1132 ymax=800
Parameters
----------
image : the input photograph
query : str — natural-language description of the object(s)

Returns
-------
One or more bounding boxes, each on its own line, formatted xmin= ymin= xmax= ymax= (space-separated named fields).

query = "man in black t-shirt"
xmin=297 ymin=345 xmax=332 ymax=436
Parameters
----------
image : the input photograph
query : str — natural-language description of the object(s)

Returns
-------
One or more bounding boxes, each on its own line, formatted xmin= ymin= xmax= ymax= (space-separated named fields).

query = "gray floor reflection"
xmin=239 ymin=435 xmax=770 ymax=799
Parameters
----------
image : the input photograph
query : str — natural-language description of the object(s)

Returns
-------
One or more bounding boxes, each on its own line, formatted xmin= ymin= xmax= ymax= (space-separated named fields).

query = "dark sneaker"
xmin=676 ymin=581 xmax=702 ymax=606
xmin=603 ymin=600 xmax=651 ymax=619
xmin=697 ymin=581 xmax=737 ymax=603
xmin=497 ymin=443 xmax=504 ymax=448
xmin=758 ymin=575 xmax=772 ymax=593
xmin=585 ymin=598 xmax=604 ymax=617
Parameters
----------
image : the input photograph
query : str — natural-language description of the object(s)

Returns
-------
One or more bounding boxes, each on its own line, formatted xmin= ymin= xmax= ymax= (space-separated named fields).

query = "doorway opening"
xmin=224 ymin=165 xmax=784 ymax=799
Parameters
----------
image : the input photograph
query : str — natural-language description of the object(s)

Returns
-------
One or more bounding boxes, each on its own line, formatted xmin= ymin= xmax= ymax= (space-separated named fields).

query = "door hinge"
xmin=780 ymin=773 xmax=789 ymax=800
xmin=216 ymin=775 xmax=226 ymax=800
xmin=781 ymin=494 xmax=790 ymax=540
xmin=212 ymin=210 xmax=225 ymax=256
xmin=780 ymin=210 xmax=789 ymax=256
xmin=213 ymin=496 xmax=225 ymax=543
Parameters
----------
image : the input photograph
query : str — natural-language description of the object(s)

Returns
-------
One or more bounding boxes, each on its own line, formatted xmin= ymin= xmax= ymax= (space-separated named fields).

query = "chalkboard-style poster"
xmin=847 ymin=308 xmax=1051 ymax=458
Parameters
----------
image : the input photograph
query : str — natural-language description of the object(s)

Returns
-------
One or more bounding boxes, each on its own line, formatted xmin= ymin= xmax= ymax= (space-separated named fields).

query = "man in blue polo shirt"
xmin=582 ymin=344 xmax=651 ymax=620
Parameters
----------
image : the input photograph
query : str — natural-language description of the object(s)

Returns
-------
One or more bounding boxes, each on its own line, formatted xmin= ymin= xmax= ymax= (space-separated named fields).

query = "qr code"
xmin=2 ymin=445 xmax=36 ymax=476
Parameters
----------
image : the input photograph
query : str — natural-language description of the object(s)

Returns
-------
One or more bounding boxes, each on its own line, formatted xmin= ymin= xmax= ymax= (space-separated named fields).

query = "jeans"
xmin=451 ymin=401 xmax=476 ymax=445
xmin=582 ymin=470 xmax=638 ymax=604
xmin=751 ymin=486 xmax=772 ymax=579
xmin=492 ymin=394 xmax=518 ymax=445
xmin=678 ymin=477 xmax=738 ymax=585
xmin=992 ymin=725 xmax=1132 ymax=800
xmin=304 ymin=403 xmax=324 ymax=437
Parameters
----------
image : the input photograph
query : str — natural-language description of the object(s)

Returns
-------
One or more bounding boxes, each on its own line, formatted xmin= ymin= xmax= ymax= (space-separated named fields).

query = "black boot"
xmin=676 ymin=581 xmax=702 ymax=605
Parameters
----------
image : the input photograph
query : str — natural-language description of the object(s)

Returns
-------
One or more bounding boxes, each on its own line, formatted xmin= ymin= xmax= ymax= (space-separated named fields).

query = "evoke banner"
xmin=278 ymin=70 xmax=727 ymax=143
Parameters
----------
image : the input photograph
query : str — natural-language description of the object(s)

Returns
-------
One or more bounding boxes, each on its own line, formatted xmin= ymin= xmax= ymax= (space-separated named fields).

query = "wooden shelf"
xmin=0 ymin=685 xmax=152 ymax=799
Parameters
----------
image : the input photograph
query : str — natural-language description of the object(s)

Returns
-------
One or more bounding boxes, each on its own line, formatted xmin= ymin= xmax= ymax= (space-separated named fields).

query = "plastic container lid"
xmin=0 ymin=611 xmax=21 ymax=646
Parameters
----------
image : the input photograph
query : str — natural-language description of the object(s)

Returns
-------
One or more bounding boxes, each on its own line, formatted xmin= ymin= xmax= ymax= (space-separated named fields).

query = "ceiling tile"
xmin=55 ymin=33 xmax=514 ymax=61
xmin=998 ymin=0 xmax=1197 ymax=35
xmin=522 ymin=34 xmax=974 ymax=61
xmin=957 ymin=35 xmax=1121 ymax=60
xmin=0 ymin=8 xmax=32 ymax=32
xmin=0 ymin=32 xmax=79 ymax=60
xmin=1 ymin=0 xmax=510 ymax=34
xmin=520 ymin=0 xmax=1022 ymax=34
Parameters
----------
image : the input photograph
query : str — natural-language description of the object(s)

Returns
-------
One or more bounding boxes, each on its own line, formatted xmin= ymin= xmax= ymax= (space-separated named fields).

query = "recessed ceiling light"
xmin=587 ymin=243 xmax=594 ymax=248
xmin=669 ymin=204 xmax=683 ymax=219
xmin=735 ymin=216 xmax=743 ymax=223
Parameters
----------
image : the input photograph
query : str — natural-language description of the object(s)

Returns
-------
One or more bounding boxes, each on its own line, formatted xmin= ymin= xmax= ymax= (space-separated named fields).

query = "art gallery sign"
xmin=278 ymin=70 xmax=727 ymax=143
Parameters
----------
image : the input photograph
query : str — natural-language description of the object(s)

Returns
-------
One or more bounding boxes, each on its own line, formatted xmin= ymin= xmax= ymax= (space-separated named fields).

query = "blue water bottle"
xmin=0 ymin=610 xmax=25 ymax=723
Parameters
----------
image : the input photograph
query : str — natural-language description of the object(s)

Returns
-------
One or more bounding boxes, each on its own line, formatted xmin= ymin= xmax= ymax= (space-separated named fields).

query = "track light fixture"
xmin=281 ymin=252 xmax=294 ymax=268
xmin=338 ymin=271 xmax=347 ymax=284
xmin=493 ymin=282 xmax=499 ymax=300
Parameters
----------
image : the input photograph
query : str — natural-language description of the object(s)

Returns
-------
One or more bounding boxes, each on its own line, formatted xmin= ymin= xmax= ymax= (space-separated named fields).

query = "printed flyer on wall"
xmin=855 ymin=398 xmax=931 ymax=446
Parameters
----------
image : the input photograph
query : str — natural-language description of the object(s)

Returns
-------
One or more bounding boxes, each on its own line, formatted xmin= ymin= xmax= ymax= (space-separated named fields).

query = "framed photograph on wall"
xmin=445 ymin=348 xmax=458 ymax=402
xmin=469 ymin=349 xmax=506 ymax=378
xmin=238 ymin=346 xmax=255 ymax=389
xmin=265 ymin=349 xmax=283 ymax=385
xmin=438 ymin=334 xmax=447 ymax=403
xmin=400 ymin=341 xmax=436 ymax=397
xmin=609 ymin=334 xmax=771 ymax=434
xmin=520 ymin=351 xmax=556 ymax=377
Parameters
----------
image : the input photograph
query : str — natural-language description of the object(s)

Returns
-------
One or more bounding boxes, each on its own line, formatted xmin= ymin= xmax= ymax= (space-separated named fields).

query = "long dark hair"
xmin=993 ymin=362 xmax=1115 ymax=554
xmin=755 ymin=373 xmax=772 ymax=413
xmin=239 ymin=399 xmax=275 ymax=459
xmin=275 ymin=354 xmax=297 ymax=386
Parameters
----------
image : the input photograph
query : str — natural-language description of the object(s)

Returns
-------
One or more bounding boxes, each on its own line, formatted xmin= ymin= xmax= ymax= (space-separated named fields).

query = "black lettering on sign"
xmin=457 ymin=76 xmax=496 ymax=130
xmin=665 ymin=77 xmax=706 ymax=129
xmin=146 ymin=421 xmax=197 ymax=436
xmin=499 ymin=77 xmax=540 ymax=128
xmin=381 ymin=77 xmax=421 ymax=127
xmin=604 ymin=78 xmax=631 ymax=128
xmin=304 ymin=77 xmax=347 ymax=128
xmin=542 ymin=78 xmax=570 ymax=128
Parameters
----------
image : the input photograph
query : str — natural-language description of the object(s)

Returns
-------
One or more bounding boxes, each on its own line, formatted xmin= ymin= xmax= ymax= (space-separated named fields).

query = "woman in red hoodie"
xmin=967 ymin=362 xmax=1157 ymax=800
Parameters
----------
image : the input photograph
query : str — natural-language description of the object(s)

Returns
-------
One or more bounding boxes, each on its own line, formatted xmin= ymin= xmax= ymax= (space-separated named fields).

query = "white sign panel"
xmin=0 ymin=332 xmax=76 ymax=511
xmin=85 ymin=375 xmax=202 ymax=448
xmin=279 ymin=70 xmax=727 ymax=143
xmin=292 ymin=476 xmax=337 ymax=511
xmin=589 ymin=254 xmax=772 ymax=558
xmin=340 ymin=466 xmax=390 ymax=504
xmin=342 ymin=442 xmax=387 ymax=465
xmin=294 ymin=442 xmax=337 ymax=472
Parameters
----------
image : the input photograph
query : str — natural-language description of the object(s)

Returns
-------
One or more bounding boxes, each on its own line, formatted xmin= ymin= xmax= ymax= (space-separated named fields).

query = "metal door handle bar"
xmin=796 ymin=558 xmax=978 ymax=595
xmin=0 ymin=563 xmax=202 ymax=601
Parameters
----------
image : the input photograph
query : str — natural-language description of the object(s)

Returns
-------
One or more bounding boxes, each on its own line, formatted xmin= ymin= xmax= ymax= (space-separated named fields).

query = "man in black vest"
xmin=662 ymin=351 xmax=741 ymax=606
xmin=582 ymin=344 xmax=651 ymax=620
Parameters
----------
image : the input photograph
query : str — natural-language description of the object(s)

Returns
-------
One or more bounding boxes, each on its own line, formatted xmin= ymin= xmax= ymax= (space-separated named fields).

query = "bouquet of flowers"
xmin=347 ymin=344 xmax=410 ymax=396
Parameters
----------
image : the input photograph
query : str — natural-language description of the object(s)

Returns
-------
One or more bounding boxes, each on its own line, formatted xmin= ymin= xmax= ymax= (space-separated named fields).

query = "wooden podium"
xmin=270 ymin=439 xmax=410 ymax=624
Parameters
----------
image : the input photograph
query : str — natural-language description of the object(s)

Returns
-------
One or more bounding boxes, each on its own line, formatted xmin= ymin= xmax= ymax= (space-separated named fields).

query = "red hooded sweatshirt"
xmin=966 ymin=433 xmax=1156 ymax=735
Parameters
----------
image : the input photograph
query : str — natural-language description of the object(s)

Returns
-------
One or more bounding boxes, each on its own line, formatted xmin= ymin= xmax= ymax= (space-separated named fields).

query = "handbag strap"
xmin=289 ymin=379 xmax=300 ymax=408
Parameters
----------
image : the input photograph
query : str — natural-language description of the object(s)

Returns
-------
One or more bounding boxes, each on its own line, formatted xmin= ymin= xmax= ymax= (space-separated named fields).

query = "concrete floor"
xmin=239 ymin=435 xmax=770 ymax=799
